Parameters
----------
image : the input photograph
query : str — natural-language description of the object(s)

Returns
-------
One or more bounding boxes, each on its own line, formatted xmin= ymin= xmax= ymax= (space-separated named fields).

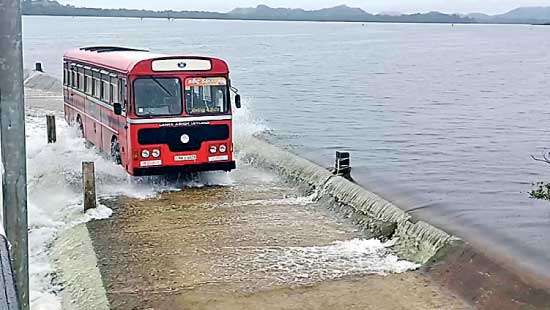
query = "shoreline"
xmin=23 ymin=13 xmax=549 ymax=26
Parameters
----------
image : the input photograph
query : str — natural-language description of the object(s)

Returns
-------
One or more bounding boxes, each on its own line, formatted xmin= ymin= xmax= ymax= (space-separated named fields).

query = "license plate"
xmin=174 ymin=155 xmax=197 ymax=162
xmin=140 ymin=160 xmax=162 ymax=167
xmin=208 ymin=155 xmax=229 ymax=162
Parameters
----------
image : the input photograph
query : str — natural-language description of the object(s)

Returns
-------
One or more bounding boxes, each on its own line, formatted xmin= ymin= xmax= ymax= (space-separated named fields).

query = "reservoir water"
xmin=23 ymin=16 xmax=550 ymax=281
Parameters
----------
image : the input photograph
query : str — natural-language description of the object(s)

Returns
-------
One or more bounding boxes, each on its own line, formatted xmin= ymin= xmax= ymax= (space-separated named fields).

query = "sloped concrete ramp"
xmin=85 ymin=165 xmax=467 ymax=310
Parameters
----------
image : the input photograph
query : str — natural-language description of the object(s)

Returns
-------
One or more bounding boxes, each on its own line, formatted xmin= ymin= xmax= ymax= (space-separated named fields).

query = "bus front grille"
xmin=138 ymin=125 xmax=229 ymax=152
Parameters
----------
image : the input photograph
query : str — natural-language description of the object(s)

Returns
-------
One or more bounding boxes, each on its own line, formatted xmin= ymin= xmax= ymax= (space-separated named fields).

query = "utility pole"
xmin=0 ymin=0 xmax=30 ymax=309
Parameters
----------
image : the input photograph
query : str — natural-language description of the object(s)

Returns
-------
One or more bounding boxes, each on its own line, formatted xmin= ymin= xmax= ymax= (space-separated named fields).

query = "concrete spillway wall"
xmin=239 ymin=137 xmax=459 ymax=264
xmin=51 ymin=225 xmax=110 ymax=310
xmin=240 ymin=137 xmax=550 ymax=308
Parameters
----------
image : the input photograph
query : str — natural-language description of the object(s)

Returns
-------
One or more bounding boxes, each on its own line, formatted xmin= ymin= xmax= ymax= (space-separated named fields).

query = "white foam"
xmin=5 ymin=92 xmax=267 ymax=310
xmin=239 ymin=238 xmax=420 ymax=284
xmin=233 ymin=97 xmax=269 ymax=142
xmin=0 ymin=112 xmax=233 ymax=309
xmin=225 ymin=194 xmax=315 ymax=208
xmin=0 ymin=87 xmax=417 ymax=309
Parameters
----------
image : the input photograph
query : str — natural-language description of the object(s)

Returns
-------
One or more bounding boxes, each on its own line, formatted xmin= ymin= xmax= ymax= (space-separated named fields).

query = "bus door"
xmin=113 ymin=76 xmax=129 ymax=165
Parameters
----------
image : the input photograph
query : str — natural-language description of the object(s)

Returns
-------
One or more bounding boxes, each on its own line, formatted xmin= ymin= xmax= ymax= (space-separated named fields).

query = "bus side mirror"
xmin=235 ymin=94 xmax=241 ymax=109
xmin=113 ymin=102 xmax=122 ymax=115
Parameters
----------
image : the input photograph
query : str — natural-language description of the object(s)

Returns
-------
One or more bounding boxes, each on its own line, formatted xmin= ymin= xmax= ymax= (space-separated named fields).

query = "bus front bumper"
xmin=132 ymin=161 xmax=236 ymax=176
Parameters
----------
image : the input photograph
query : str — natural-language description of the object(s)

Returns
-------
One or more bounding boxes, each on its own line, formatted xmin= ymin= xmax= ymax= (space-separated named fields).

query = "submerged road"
xmin=87 ymin=165 xmax=467 ymax=310
xmin=24 ymin=72 xmax=468 ymax=309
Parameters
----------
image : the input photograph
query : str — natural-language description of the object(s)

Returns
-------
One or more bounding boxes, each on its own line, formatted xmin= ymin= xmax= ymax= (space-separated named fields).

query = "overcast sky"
xmin=58 ymin=0 xmax=550 ymax=15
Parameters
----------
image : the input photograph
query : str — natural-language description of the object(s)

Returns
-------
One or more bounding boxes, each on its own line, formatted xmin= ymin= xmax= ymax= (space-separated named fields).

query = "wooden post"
xmin=82 ymin=162 xmax=96 ymax=211
xmin=46 ymin=114 xmax=56 ymax=143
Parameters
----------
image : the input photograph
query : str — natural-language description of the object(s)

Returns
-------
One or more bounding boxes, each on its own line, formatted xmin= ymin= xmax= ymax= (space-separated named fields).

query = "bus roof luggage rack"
xmin=79 ymin=46 xmax=149 ymax=53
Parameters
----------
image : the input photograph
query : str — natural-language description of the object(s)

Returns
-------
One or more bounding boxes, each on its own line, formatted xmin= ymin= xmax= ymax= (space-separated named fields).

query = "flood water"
xmin=23 ymin=16 xmax=550 ymax=280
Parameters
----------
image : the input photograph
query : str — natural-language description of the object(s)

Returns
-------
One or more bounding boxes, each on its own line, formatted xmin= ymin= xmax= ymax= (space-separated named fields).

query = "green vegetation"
xmin=530 ymin=182 xmax=550 ymax=201
xmin=529 ymin=153 xmax=550 ymax=201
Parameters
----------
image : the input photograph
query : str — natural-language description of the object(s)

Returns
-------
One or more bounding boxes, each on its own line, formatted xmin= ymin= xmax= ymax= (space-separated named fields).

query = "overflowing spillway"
xmin=15 ymin=73 xmax=425 ymax=310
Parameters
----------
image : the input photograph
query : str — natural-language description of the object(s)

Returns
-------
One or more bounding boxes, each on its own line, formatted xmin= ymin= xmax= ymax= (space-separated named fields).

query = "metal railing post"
xmin=334 ymin=151 xmax=352 ymax=180
xmin=0 ymin=1 xmax=30 ymax=309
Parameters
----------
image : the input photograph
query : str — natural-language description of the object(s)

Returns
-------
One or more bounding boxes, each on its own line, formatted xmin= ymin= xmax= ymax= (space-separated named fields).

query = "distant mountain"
xmin=229 ymin=5 xmax=550 ymax=24
xmin=22 ymin=0 xmax=228 ymax=19
xmin=494 ymin=7 xmax=550 ymax=21
xmin=467 ymin=13 xmax=491 ymax=20
xmin=464 ymin=7 xmax=550 ymax=24
xmin=228 ymin=5 xmax=471 ymax=23
xmin=19 ymin=0 xmax=481 ymax=24
xmin=229 ymin=5 xmax=375 ymax=21
xmin=378 ymin=11 xmax=402 ymax=17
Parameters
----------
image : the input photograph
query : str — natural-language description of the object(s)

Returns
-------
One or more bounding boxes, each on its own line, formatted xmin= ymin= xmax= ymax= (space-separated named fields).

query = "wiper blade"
xmin=150 ymin=76 xmax=173 ymax=97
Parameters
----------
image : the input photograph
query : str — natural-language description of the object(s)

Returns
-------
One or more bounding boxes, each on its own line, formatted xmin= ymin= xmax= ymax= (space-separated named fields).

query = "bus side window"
xmin=109 ymin=83 xmax=114 ymax=104
xmin=93 ymin=71 xmax=101 ymax=99
xmin=63 ymin=62 xmax=68 ymax=86
xmin=85 ymin=69 xmax=92 ymax=95
xmin=110 ymin=76 xmax=117 ymax=105
xmin=75 ymin=67 xmax=79 ymax=89
xmin=101 ymin=74 xmax=110 ymax=103
xmin=91 ymin=78 xmax=96 ymax=97
xmin=100 ymin=80 xmax=105 ymax=101
xmin=70 ymin=66 xmax=76 ymax=88
xmin=78 ymin=67 xmax=84 ymax=92
xmin=118 ymin=78 xmax=127 ymax=112
xmin=83 ymin=69 xmax=87 ymax=93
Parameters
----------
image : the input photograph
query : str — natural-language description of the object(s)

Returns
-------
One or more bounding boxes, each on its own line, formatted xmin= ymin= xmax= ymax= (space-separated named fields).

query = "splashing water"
xmin=0 ymin=109 xmax=240 ymax=309
xmin=18 ymin=91 xmax=271 ymax=309
xmin=0 ymin=80 xmax=268 ymax=309
xmin=224 ymin=194 xmax=316 ymax=208
xmin=233 ymin=97 xmax=269 ymax=144
xmin=249 ymin=238 xmax=421 ymax=281
xmin=209 ymin=238 xmax=420 ymax=289
xmin=4 ymin=83 xmax=418 ymax=309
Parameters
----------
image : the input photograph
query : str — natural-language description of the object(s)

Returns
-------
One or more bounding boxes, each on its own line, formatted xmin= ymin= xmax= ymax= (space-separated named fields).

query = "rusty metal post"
xmin=82 ymin=162 xmax=97 ymax=211
xmin=46 ymin=114 xmax=56 ymax=143
xmin=335 ymin=151 xmax=352 ymax=180
xmin=34 ymin=62 xmax=43 ymax=73
xmin=0 ymin=0 xmax=29 ymax=309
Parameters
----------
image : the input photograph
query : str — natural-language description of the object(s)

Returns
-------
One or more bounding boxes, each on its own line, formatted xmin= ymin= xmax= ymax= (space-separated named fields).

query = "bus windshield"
xmin=185 ymin=77 xmax=228 ymax=115
xmin=134 ymin=77 xmax=182 ymax=117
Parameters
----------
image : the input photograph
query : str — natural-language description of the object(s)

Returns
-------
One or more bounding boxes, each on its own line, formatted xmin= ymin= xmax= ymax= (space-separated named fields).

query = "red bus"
xmin=63 ymin=46 xmax=241 ymax=176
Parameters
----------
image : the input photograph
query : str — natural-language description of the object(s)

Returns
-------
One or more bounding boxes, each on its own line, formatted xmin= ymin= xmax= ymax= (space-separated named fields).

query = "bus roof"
xmin=63 ymin=46 xmax=229 ymax=74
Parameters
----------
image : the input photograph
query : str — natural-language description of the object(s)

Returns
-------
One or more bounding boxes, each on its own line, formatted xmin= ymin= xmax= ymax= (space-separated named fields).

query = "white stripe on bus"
xmin=127 ymin=115 xmax=232 ymax=124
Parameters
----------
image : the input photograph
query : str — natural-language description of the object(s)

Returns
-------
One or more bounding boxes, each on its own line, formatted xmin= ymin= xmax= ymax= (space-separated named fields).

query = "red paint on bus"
xmin=63 ymin=47 xmax=238 ymax=176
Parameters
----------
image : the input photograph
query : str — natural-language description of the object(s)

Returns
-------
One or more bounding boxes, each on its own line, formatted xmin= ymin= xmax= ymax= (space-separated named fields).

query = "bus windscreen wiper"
xmin=150 ymin=76 xmax=173 ymax=97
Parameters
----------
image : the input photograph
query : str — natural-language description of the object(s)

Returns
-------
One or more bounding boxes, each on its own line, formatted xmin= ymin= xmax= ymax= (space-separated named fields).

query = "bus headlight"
xmin=209 ymin=145 xmax=217 ymax=154
xmin=152 ymin=149 xmax=161 ymax=158
xmin=141 ymin=150 xmax=150 ymax=158
xmin=219 ymin=144 xmax=227 ymax=153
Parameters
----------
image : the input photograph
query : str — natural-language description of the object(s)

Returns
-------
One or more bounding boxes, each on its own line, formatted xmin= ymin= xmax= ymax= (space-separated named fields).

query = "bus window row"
xmin=63 ymin=62 xmax=127 ymax=107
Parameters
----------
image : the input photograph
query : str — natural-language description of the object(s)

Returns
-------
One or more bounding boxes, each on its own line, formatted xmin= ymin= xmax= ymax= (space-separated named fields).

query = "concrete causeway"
xmin=25 ymin=71 xmax=550 ymax=309
xmin=85 ymin=165 xmax=468 ymax=310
